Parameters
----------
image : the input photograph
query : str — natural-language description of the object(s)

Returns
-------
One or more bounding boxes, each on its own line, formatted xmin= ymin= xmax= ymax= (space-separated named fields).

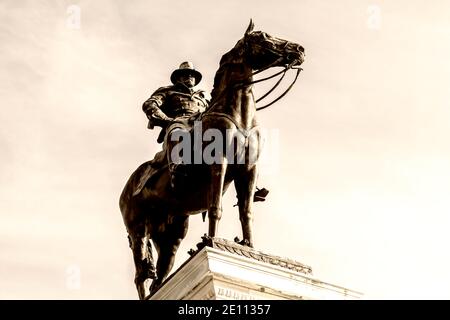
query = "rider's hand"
xmin=150 ymin=117 xmax=173 ymax=128
xmin=147 ymin=110 xmax=173 ymax=128
xmin=162 ymin=117 xmax=174 ymax=125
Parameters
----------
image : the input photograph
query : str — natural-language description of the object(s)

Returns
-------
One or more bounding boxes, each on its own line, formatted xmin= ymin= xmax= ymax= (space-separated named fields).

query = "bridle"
xmin=240 ymin=38 xmax=303 ymax=111
xmin=202 ymin=36 xmax=303 ymax=130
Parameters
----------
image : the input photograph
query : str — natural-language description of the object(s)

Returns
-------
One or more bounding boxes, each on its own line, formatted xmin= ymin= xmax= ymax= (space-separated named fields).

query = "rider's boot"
xmin=166 ymin=127 xmax=191 ymax=193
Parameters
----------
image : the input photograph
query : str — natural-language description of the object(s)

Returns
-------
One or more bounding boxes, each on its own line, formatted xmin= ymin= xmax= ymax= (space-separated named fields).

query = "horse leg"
xmin=208 ymin=160 xmax=228 ymax=237
xmin=128 ymin=225 xmax=156 ymax=300
xmin=149 ymin=215 xmax=189 ymax=295
xmin=234 ymin=164 xmax=258 ymax=247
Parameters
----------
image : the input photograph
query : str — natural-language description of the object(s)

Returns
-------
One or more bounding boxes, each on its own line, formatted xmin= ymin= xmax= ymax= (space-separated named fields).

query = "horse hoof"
xmin=241 ymin=239 xmax=251 ymax=247
xmin=235 ymin=237 xmax=252 ymax=247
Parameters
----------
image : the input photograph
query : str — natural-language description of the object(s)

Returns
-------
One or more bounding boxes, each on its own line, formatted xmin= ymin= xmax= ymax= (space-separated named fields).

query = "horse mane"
xmin=210 ymin=39 xmax=244 ymax=103
xmin=210 ymin=51 xmax=233 ymax=102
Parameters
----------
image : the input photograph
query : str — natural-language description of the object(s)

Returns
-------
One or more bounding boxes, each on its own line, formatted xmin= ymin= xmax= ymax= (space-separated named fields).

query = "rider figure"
xmin=142 ymin=61 xmax=209 ymax=188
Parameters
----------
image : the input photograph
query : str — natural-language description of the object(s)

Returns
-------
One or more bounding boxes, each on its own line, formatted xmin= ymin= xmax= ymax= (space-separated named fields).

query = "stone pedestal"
xmin=149 ymin=238 xmax=362 ymax=300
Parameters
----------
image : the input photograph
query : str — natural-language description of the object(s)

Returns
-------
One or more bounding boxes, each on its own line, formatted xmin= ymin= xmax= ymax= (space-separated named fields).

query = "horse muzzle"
xmin=285 ymin=44 xmax=305 ymax=66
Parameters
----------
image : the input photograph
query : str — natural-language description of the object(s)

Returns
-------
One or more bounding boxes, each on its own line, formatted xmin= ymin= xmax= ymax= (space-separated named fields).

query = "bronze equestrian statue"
xmin=119 ymin=20 xmax=305 ymax=299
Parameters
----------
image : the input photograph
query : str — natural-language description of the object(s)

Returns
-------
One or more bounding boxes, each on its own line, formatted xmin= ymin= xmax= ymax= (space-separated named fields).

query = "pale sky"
xmin=1 ymin=0 xmax=450 ymax=299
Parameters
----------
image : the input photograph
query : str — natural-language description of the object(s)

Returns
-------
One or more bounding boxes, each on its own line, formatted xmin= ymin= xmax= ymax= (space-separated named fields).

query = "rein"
xmin=247 ymin=60 xmax=303 ymax=111
xmin=203 ymin=54 xmax=303 ymax=130
xmin=255 ymin=65 xmax=302 ymax=111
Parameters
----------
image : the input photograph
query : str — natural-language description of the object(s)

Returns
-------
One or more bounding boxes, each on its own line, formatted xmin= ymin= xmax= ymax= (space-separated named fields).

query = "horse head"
xmin=211 ymin=20 xmax=305 ymax=103
xmin=238 ymin=19 xmax=305 ymax=71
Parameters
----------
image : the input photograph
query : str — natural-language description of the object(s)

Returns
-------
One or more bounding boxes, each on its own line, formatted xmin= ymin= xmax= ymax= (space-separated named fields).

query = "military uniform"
xmin=143 ymin=83 xmax=209 ymax=134
xmin=142 ymin=61 xmax=209 ymax=143
xmin=142 ymin=61 xmax=209 ymax=190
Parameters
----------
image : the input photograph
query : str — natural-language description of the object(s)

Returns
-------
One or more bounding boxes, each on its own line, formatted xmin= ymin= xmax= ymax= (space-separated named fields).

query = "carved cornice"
xmin=188 ymin=236 xmax=313 ymax=275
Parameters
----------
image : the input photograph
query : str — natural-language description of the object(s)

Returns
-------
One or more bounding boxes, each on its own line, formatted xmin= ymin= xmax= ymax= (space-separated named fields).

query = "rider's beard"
xmin=178 ymin=78 xmax=195 ymax=88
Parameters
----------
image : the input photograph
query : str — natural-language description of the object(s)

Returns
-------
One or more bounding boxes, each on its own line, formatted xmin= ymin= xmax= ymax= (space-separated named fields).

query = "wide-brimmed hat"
xmin=170 ymin=61 xmax=202 ymax=85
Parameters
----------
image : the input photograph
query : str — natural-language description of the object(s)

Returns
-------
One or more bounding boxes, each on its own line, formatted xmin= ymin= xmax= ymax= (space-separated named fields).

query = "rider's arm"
xmin=142 ymin=89 xmax=174 ymax=129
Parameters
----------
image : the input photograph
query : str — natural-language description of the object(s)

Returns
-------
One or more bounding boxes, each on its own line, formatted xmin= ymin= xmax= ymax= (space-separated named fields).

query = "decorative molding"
xmin=215 ymin=286 xmax=257 ymax=300
xmin=188 ymin=236 xmax=313 ymax=275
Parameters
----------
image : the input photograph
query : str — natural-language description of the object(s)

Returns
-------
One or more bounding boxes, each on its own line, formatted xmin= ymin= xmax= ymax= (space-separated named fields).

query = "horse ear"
xmin=245 ymin=19 xmax=254 ymax=35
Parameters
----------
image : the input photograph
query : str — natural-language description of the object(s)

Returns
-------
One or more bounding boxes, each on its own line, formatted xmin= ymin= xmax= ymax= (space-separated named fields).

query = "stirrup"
xmin=232 ymin=187 xmax=270 ymax=207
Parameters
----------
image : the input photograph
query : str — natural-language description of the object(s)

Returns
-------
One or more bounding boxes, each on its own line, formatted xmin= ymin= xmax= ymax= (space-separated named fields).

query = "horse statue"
xmin=119 ymin=20 xmax=305 ymax=299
